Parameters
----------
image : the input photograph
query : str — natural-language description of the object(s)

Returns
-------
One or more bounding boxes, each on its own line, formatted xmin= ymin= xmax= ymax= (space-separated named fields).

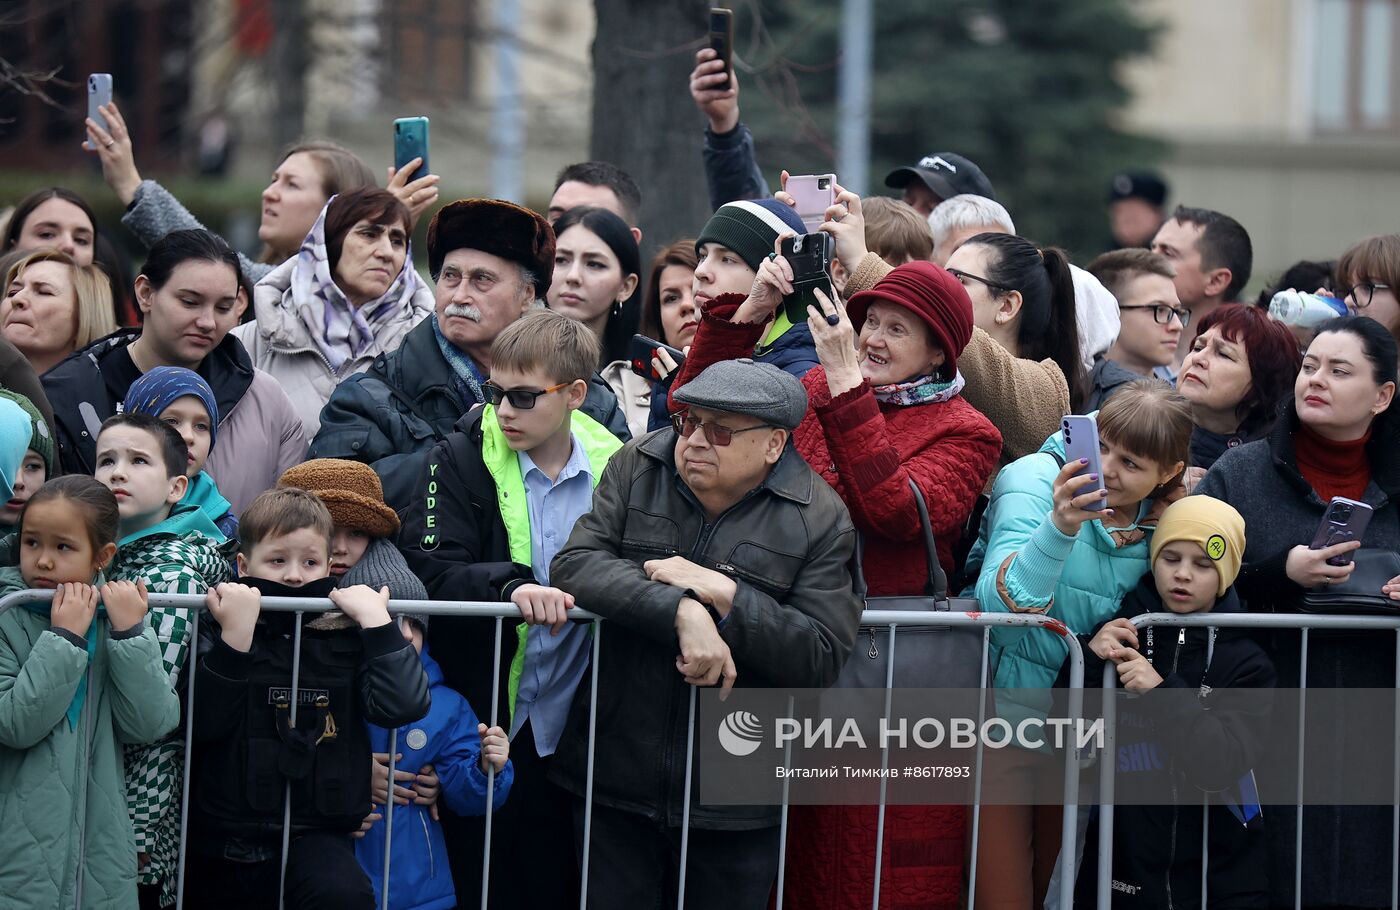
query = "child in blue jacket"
xmin=355 ymin=616 xmax=512 ymax=910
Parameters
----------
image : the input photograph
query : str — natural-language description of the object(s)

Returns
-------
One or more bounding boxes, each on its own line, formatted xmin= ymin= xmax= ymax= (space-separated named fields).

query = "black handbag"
xmin=832 ymin=479 xmax=989 ymax=689
xmin=1299 ymin=547 xmax=1400 ymax=614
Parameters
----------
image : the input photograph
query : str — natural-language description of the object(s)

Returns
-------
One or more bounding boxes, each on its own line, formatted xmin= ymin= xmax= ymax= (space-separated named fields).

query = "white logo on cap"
xmin=919 ymin=155 xmax=957 ymax=173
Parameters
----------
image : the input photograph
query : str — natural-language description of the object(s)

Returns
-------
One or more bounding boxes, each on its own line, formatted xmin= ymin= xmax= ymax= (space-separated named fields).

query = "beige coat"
xmin=237 ymin=258 xmax=434 ymax=438
xmin=845 ymin=252 xmax=1068 ymax=470
xmin=599 ymin=359 xmax=654 ymax=439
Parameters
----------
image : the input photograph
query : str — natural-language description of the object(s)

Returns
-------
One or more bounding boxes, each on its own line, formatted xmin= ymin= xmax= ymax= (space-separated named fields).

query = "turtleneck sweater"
xmin=1294 ymin=422 xmax=1371 ymax=502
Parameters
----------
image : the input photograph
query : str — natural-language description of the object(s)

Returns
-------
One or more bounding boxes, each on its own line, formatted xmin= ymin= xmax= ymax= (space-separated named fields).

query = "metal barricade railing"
xmin=1095 ymin=612 xmax=1400 ymax=910
xmin=0 ymin=591 xmax=1089 ymax=910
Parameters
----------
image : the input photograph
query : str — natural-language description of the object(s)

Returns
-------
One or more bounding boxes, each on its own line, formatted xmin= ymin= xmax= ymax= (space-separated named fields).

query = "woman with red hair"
xmin=1177 ymin=304 xmax=1301 ymax=488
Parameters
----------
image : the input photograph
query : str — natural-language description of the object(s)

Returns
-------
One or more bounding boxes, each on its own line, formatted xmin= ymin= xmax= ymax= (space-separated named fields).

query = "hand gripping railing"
xmin=0 ymin=592 xmax=1086 ymax=910
xmin=1095 ymin=612 xmax=1400 ymax=910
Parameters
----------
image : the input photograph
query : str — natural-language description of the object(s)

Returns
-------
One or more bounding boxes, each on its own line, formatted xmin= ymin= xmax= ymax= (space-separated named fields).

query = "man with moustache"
xmin=310 ymin=199 xmax=629 ymax=510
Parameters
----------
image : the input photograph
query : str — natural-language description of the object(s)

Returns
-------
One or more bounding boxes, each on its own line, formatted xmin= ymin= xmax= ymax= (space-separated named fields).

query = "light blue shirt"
xmin=512 ymin=436 xmax=596 ymax=756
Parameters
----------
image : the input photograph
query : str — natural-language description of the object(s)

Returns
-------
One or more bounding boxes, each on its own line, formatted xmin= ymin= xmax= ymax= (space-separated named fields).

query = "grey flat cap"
xmin=673 ymin=358 xmax=808 ymax=430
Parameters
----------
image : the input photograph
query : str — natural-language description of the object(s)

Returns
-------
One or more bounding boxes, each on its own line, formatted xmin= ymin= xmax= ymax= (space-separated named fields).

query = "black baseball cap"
xmin=1107 ymin=171 xmax=1169 ymax=207
xmin=885 ymin=153 xmax=996 ymax=203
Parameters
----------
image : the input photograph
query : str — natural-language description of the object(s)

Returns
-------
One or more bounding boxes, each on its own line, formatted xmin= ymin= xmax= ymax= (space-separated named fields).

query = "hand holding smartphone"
xmin=779 ymin=233 xmax=835 ymax=325
xmin=1310 ymin=497 xmax=1373 ymax=567
xmin=629 ymin=335 xmax=686 ymax=383
xmin=393 ymin=117 xmax=430 ymax=183
xmin=785 ymin=174 xmax=838 ymax=233
xmin=84 ymin=74 xmax=113 ymax=150
xmin=1061 ymin=416 xmax=1107 ymax=513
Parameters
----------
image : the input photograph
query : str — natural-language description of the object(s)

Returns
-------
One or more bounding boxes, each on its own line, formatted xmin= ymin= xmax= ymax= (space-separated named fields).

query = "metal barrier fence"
xmin=1095 ymin=612 xmax=1400 ymax=910
xmin=0 ymin=591 xmax=1090 ymax=910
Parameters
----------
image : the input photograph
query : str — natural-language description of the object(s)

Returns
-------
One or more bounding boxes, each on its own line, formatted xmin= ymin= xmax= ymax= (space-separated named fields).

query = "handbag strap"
xmin=852 ymin=478 xmax=951 ymax=603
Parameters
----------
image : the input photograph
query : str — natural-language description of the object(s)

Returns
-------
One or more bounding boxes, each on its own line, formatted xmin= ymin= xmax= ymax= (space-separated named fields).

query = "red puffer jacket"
xmin=673 ymin=297 xmax=1001 ymax=910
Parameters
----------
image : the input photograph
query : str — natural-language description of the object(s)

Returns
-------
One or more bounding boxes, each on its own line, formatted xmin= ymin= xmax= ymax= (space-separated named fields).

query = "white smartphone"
xmin=85 ymin=73 xmax=113 ymax=150
xmin=1061 ymin=415 xmax=1107 ymax=512
xmin=786 ymin=174 xmax=837 ymax=233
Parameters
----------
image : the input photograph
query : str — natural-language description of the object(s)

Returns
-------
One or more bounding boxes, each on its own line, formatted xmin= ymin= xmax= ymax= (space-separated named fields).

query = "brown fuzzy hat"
xmin=278 ymin=459 xmax=399 ymax=539
xmin=426 ymin=198 xmax=555 ymax=296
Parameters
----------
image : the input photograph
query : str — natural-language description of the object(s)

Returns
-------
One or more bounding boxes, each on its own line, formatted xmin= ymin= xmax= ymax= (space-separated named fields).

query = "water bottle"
xmin=1268 ymin=289 xmax=1348 ymax=328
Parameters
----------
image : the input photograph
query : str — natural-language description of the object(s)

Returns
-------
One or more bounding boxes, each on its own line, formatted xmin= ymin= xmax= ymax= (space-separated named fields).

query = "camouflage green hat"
xmin=0 ymin=389 xmax=54 ymax=476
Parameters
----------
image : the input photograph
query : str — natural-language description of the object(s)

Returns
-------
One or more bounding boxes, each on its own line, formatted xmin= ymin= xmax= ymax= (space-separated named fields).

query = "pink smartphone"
xmin=786 ymin=174 xmax=837 ymax=233
xmin=1310 ymin=496 xmax=1373 ymax=566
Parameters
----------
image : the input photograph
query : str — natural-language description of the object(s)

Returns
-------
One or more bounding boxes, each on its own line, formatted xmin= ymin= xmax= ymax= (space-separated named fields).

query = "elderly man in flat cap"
xmin=308 ymin=198 xmax=630 ymax=510
xmin=549 ymin=357 xmax=861 ymax=908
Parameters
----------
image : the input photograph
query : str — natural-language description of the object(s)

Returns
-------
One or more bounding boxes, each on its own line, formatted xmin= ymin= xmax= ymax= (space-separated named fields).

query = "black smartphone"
xmin=780 ymin=232 xmax=835 ymax=325
xmin=393 ymin=117 xmax=430 ymax=183
xmin=1309 ymin=496 xmax=1374 ymax=567
xmin=629 ymin=334 xmax=686 ymax=383
xmin=709 ymin=8 xmax=734 ymax=91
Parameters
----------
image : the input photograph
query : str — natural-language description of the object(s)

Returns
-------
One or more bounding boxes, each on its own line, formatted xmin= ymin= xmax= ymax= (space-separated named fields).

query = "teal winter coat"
xmin=966 ymin=429 xmax=1160 ymax=731
xmin=0 ymin=567 xmax=181 ymax=908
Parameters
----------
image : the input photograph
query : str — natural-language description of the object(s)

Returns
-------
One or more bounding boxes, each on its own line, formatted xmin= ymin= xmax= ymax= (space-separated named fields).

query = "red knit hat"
xmin=845 ymin=261 xmax=975 ymax=376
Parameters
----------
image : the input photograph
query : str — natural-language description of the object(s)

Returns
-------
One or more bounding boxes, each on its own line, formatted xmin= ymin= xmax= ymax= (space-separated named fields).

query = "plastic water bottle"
xmin=1268 ymin=289 xmax=1348 ymax=328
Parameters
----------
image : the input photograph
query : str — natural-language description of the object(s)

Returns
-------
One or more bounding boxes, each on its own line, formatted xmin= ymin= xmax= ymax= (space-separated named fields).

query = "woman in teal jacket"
xmin=964 ymin=379 xmax=1191 ymax=910
xmin=0 ymin=475 xmax=181 ymax=909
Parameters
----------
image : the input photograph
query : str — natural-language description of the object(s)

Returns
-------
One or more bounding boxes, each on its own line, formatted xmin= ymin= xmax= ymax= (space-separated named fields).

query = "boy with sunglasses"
xmin=401 ymin=309 xmax=622 ymax=909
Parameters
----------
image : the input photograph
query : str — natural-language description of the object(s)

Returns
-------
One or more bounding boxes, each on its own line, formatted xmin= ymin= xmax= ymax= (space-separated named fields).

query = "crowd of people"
xmin=0 ymin=42 xmax=1397 ymax=910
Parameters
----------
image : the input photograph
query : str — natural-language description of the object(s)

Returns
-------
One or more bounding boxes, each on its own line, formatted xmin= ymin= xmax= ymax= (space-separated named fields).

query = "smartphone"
xmin=1061 ymin=416 xmax=1107 ymax=512
xmin=1310 ymin=496 xmax=1374 ymax=567
xmin=84 ymin=73 xmax=113 ymax=150
xmin=393 ymin=117 xmax=430 ymax=183
xmin=709 ymin=8 xmax=734 ymax=91
xmin=786 ymin=174 xmax=837 ymax=233
xmin=629 ymin=334 xmax=686 ymax=382
xmin=779 ymin=232 xmax=835 ymax=325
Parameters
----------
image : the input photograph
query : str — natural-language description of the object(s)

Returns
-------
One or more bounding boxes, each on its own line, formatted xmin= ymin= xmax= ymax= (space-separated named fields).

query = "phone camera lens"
xmin=1335 ymin=505 xmax=1352 ymax=522
xmin=818 ymin=178 xmax=830 ymax=190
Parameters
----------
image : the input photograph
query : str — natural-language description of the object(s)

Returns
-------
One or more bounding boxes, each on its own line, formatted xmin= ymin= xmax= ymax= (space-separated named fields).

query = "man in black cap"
xmin=309 ymin=198 xmax=630 ymax=510
xmin=550 ymin=358 xmax=861 ymax=908
xmin=884 ymin=152 xmax=997 ymax=218
xmin=1107 ymin=170 xmax=1170 ymax=249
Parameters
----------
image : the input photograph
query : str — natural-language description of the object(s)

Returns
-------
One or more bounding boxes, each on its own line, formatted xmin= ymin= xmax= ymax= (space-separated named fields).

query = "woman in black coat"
xmin=1198 ymin=315 xmax=1400 ymax=909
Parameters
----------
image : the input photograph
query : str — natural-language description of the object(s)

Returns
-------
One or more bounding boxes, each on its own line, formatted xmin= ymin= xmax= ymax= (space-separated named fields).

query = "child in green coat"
xmin=0 ymin=474 xmax=180 ymax=908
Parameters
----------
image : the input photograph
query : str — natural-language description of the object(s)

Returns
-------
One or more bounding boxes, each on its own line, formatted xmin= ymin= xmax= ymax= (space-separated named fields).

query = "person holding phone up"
xmin=670 ymin=248 xmax=1001 ymax=909
xmin=83 ymin=101 xmax=440 ymax=283
xmin=1196 ymin=315 xmax=1400 ymax=909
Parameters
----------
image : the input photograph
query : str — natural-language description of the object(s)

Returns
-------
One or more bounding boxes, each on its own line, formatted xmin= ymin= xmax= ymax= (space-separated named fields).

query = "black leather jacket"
xmin=549 ymin=428 xmax=861 ymax=829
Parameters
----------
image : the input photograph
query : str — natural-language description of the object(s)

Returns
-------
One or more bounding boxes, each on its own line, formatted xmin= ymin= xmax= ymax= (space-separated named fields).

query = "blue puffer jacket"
xmin=965 ymin=427 xmax=1160 ymax=732
xmin=755 ymin=320 xmax=819 ymax=378
xmin=355 ymin=649 xmax=513 ymax=910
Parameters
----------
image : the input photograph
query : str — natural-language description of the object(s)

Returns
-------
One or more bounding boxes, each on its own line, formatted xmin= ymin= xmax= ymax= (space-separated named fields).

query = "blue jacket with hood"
xmin=355 ymin=648 xmax=513 ymax=910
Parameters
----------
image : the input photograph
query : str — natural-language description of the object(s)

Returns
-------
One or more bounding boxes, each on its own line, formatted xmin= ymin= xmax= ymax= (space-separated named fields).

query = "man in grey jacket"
xmin=549 ymin=358 xmax=861 ymax=909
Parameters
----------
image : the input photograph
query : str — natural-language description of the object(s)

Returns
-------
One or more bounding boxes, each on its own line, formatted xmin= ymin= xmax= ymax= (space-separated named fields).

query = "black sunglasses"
xmin=482 ymin=381 xmax=571 ymax=410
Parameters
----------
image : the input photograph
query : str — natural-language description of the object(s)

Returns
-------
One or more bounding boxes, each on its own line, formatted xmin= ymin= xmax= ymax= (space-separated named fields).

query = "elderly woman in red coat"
xmin=672 ymin=257 xmax=1002 ymax=908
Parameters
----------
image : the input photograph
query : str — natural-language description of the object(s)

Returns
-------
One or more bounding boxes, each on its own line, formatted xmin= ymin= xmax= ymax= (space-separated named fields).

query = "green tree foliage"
xmin=734 ymin=0 xmax=1164 ymax=258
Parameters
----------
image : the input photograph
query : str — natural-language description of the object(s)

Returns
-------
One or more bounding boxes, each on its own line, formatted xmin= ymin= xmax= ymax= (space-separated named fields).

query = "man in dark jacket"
xmin=309 ymin=198 xmax=630 ymax=511
xmin=549 ymin=358 xmax=862 ymax=908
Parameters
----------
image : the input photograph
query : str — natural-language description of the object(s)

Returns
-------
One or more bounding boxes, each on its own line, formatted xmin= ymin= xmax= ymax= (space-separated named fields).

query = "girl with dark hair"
xmin=1 ymin=186 xmax=99 ymax=268
xmin=41 ymin=229 xmax=307 ymax=512
xmin=1198 ymin=315 xmax=1400 ymax=908
xmin=0 ymin=474 xmax=179 ymax=909
xmin=546 ymin=206 xmax=647 ymax=435
xmin=1178 ymin=303 xmax=1301 ymax=482
xmin=82 ymin=100 xmax=440 ymax=282
xmin=240 ymin=187 xmax=433 ymax=437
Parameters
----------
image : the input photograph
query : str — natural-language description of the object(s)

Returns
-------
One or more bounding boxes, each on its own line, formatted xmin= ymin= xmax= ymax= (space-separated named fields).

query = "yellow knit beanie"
xmin=1149 ymin=495 xmax=1247 ymax=597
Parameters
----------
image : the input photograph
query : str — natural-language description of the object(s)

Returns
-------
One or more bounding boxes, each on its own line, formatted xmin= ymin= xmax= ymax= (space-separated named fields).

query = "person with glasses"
xmin=310 ymin=199 xmax=630 ymax=512
xmin=549 ymin=356 xmax=860 ymax=909
xmin=400 ymin=310 xmax=623 ymax=910
xmin=1084 ymin=249 xmax=1188 ymax=408
xmin=1336 ymin=234 xmax=1400 ymax=345
xmin=671 ymin=256 xmax=1000 ymax=910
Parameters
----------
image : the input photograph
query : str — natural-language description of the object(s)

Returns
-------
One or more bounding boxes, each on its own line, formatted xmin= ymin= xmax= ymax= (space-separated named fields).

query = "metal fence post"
xmin=579 ymin=621 xmax=602 ymax=910
xmin=870 ymin=624 xmax=898 ymax=910
xmin=176 ymin=609 xmax=199 ymax=909
xmin=966 ymin=627 xmax=992 ymax=908
xmin=676 ymin=685 xmax=699 ymax=910
xmin=774 ymin=694 xmax=796 ymax=909
xmin=478 ymin=615 xmax=505 ymax=910
xmin=382 ymin=727 xmax=399 ymax=910
xmin=277 ymin=613 xmax=304 ymax=910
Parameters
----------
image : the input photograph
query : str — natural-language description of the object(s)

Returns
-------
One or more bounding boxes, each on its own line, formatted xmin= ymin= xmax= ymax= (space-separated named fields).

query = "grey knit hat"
xmin=338 ymin=537 xmax=431 ymax=629
xmin=673 ymin=358 xmax=808 ymax=431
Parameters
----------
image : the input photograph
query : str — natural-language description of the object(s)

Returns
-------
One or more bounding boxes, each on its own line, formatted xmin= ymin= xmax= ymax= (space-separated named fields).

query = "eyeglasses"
xmin=482 ymin=381 xmax=571 ymax=410
xmin=946 ymin=267 xmax=1015 ymax=295
xmin=1119 ymin=303 xmax=1192 ymax=327
xmin=671 ymin=413 xmax=772 ymax=447
xmin=1343 ymin=282 xmax=1391 ymax=310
